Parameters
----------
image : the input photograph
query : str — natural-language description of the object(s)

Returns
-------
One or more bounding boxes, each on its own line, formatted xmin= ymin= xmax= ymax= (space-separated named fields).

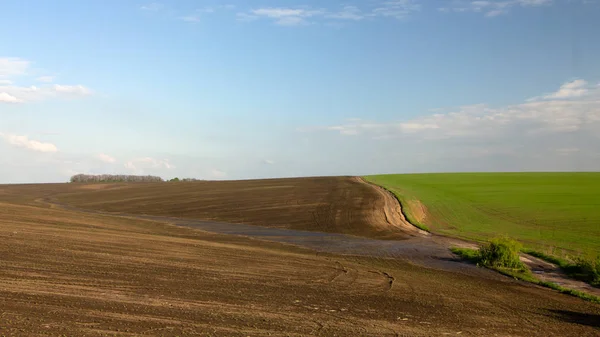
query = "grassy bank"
xmin=365 ymin=172 xmax=600 ymax=255
xmin=451 ymin=238 xmax=600 ymax=304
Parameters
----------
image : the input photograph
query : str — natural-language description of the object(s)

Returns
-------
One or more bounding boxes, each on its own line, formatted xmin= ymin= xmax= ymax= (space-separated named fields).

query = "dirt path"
xmin=521 ymin=254 xmax=600 ymax=297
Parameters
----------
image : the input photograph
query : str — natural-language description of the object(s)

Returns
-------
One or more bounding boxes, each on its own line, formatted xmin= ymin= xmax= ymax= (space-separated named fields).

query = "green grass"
xmin=451 ymin=243 xmax=600 ymax=304
xmin=365 ymin=172 xmax=600 ymax=255
xmin=522 ymin=249 xmax=568 ymax=267
xmin=450 ymin=247 xmax=481 ymax=264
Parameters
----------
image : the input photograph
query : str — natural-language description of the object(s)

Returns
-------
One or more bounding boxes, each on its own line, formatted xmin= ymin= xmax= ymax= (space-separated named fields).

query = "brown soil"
xmin=50 ymin=176 xmax=417 ymax=240
xmin=0 ymin=178 xmax=599 ymax=336
xmin=407 ymin=199 xmax=428 ymax=223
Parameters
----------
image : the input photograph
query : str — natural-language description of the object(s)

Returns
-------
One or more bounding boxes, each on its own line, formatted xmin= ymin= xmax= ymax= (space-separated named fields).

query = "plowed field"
xmin=0 ymin=177 xmax=598 ymax=336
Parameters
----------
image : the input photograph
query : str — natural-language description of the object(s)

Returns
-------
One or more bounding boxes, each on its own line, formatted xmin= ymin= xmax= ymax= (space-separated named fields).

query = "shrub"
xmin=479 ymin=237 xmax=526 ymax=270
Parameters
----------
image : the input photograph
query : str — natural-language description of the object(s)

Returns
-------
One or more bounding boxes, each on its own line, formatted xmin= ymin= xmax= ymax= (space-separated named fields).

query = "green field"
xmin=365 ymin=173 xmax=600 ymax=255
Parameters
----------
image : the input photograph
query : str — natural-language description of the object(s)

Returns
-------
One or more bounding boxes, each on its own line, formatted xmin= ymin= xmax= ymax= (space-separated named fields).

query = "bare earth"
xmin=0 ymin=177 xmax=599 ymax=336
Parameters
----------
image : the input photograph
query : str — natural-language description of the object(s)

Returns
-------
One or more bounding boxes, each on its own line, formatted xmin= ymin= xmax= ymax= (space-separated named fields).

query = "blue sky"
xmin=1 ymin=0 xmax=600 ymax=183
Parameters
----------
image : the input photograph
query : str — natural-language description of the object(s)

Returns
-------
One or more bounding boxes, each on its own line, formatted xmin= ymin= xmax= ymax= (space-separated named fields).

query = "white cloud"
xmin=239 ymin=2 xmax=421 ymax=26
xmin=263 ymin=159 xmax=275 ymax=165
xmin=97 ymin=153 xmax=117 ymax=163
xmin=0 ymin=58 xmax=29 ymax=78
xmin=327 ymin=6 xmax=364 ymax=20
xmin=179 ymin=7 xmax=218 ymax=23
xmin=181 ymin=15 xmax=201 ymax=22
xmin=211 ymin=169 xmax=227 ymax=178
xmin=542 ymin=79 xmax=589 ymax=100
xmin=0 ymin=57 xmax=92 ymax=104
xmin=36 ymin=76 xmax=54 ymax=83
xmin=439 ymin=0 xmax=552 ymax=16
xmin=53 ymin=84 xmax=92 ymax=95
xmin=125 ymin=157 xmax=174 ymax=174
xmin=372 ymin=0 xmax=421 ymax=19
xmin=248 ymin=7 xmax=325 ymax=26
xmin=140 ymin=3 xmax=162 ymax=11
xmin=0 ymin=92 xmax=23 ymax=103
xmin=0 ymin=84 xmax=92 ymax=103
xmin=304 ymin=79 xmax=600 ymax=141
xmin=0 ymin=133 xmax=58 ymax=153
xmin=201 ymin=7 xmax=215 ymax=13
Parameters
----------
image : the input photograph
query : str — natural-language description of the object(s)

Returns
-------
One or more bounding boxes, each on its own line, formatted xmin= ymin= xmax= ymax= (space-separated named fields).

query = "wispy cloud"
xmin=0 ymin=57 xmax=30 ymax=78
xmin=245 ymin=7 xmax=326 ymax=26
xmin=326 ymin=6 xmax=365 ymax=20
xmin=526 ymin=79 xmax=593 ymax=101
xmin=97 ymin=153 xmax=117 ymax=163
xmin=181 ymin=15 xmax=201 ymax=22
xmin=53 ymin=84 xmax=92 ymax=95
xmin=0 ymin=92 xmax=23 ymax=103
xmin=541 ymin=79 xmax=590 ymax=100
xmin=0 ymin=84 xmax=92 ymax=104
xmin=140 ymin=2 xmax=162 ymax=12
xmin=439 ymin=0 xmax=552 ymax=17
xmin=124 ymin=157 xmax=174 ymax=174
xmin=302 ymin=79 xmax=600 ymax=140
xmin=211 ymin=169 xmax=227 ymax=178
xmin=36 ymin=76 xmax=54 ymax=83
xmin=297 ymin=79 xmax=600 ymax=172
xmin=238 ymin=1 xmax=421 ymax=26
xmin=372 ymin=0 xmax=421 ymax=19
xmin=179 ymin=7 xmax=219 ymax=23
xmin=0 ymin=57 xmax=92 ymax=104
xmin=0 ymin=133 xmax=58 ymax=153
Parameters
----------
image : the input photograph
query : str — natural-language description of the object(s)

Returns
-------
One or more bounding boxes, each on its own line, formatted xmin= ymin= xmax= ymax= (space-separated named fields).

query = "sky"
xmin=1 ymin=0 xmax=600 ymax=183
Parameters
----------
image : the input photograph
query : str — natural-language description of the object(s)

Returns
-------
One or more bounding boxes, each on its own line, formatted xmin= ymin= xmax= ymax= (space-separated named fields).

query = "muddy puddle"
xmin=127 ymin=214 xmax=485 ymax=275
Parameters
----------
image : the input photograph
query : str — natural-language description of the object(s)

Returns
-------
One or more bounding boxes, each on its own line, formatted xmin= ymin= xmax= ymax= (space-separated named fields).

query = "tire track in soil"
xmin=328 ymin=261 xmax=349 ymax=283
xmin=368 ymin=270 xmax=395 ymax=292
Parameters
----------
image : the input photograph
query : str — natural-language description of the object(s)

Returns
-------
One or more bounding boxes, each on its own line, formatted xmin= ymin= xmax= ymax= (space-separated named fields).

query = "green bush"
xmin=479 ymin=237 xmax=526 ymax=270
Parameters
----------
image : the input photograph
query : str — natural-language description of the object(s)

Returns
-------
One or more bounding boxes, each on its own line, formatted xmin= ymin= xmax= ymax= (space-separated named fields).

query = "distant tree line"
xmin=70 ymin=174 xmax=164 ymax=183
xmin=168 ymin=177 xmax=201 ymax=182
xmin=69 ymin=174 xmax=204 ymax=183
